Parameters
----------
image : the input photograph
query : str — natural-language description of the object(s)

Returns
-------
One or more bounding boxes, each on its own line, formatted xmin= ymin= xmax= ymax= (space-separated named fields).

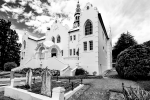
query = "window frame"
xmin=89 ymin=40 xmax=93 ymax=50
xmin=83 ymin=41 xmax=87 ymax=51
xmin=85 ymin=19 xmax=93 ymax=36
xmin=57 ymin=35 xmax=61 ymax=43
xmin=70 ymin=49 xmax=72 ymax=56
xmin=52 ymin=36 xmax=55 ymax=43
xmin=62 ymin=50 xmax=63 ymax=56
xmin=70 ymin=36 xmax=72 ymax=41
xmin=73 ymin=49 xmax=76 ymax=55
xmin=74 ymin=35 xmax=76 ymax=40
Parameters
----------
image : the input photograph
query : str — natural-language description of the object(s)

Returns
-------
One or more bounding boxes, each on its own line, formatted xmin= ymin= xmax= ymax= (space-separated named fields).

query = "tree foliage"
xmin=143 ymin=40 xmax=150 ymax=48
xmin=112 ymin=32 xmax=137 ymax=62
xmin=4 ymin=62 xmax=17 ymax=71
xmin=116 ymin=45 xmax=150 ymax=80
xmin=0 ymin=19 xmax=21 ymax=70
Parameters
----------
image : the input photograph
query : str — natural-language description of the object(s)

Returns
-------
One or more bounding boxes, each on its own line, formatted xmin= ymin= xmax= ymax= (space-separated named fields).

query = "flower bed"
xmin=16 ymin=80 xmax=81 ymax=96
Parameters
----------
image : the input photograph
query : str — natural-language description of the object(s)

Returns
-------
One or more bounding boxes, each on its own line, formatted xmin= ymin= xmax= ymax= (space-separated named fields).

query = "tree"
xmin=112 ymin=32 xmax=137 ymax=63
xmin=143 ymin=40 xmax=150 ymax=48
xmin=116 ymin=45 xmax=150 ymax=80
xmin=4 ymin=62 xmax=17 ymax=71
xmin=0 ymin=19 xmax=21 ymax=70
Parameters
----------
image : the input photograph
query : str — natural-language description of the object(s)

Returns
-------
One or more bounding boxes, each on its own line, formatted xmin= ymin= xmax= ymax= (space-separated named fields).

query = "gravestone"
xmin=25 ymin=69 xmax=33 ymax=88
xmin=41 ymin=67 xmax=52 ymax=97
xmin=10 ymin=71 xmax=14 ymax=87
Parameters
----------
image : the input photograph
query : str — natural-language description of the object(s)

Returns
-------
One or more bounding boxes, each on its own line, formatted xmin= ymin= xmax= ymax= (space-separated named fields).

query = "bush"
xmin=116 ymin=45 xmax=150 ymax=80
xmin=50 ymin=69 xmax=60 ymax=76
xmin=4 ymin=62 xmax=17 ymax=71
xmin=75 ymin=68 xmax=88 ymax=76
xmin=93 ymin=71 xmax=97 ymax=76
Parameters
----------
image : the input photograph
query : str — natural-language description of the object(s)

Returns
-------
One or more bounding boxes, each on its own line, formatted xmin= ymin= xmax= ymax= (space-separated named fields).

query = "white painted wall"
xmin=18 ymin=2 xmax=112 ymax=76
xmin=78 ymin=3 xmax=99 ymax=75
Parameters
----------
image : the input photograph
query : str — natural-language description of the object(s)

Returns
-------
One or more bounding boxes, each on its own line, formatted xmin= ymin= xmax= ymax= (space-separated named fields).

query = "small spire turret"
xmin=73 ymin=0 xmax=81 ymax=28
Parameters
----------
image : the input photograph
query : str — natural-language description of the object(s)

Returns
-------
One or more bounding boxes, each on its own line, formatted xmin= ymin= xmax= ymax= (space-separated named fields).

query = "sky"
xmin=0 ymin=0 xmax=150 ymax=46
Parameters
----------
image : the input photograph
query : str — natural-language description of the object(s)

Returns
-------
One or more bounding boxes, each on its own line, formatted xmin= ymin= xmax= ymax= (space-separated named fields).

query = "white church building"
xmin=13 ymin=2 xmax=112 ymax=76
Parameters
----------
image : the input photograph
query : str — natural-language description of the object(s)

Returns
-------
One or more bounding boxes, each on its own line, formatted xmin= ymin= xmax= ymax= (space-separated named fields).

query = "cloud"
xmin=18 ymin=0 xmax=28 ymax=6
xmin=1 ymin=0 xmax=150 ymax=46
xmin=0 ymin=3 xmax=25 ymax=14
xmin=3 ymin=0 xmax=16 ymax=3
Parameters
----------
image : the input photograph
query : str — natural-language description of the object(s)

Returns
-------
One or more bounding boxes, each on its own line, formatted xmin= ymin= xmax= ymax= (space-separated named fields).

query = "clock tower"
xmin=73 ymin=1 xmax=81 ymax=28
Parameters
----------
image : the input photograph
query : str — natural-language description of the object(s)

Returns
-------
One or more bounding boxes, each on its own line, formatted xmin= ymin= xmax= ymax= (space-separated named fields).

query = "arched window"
xmin=23 ymin=40 xmax=26 ymax=49
xmin=57 ymin=35 xmax=61 ymax=43
xmin=39 ymin=47 xmax=45 ymax=59
xmin=85 ymin=19 xmax=93 ymax=35
xmin=52 ymin=36 xmax=55 ymax=43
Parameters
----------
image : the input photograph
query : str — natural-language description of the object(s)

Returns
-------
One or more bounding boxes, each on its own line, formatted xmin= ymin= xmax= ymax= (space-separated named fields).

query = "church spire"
xmin=73 ymin=0 xmax=81 ymax=28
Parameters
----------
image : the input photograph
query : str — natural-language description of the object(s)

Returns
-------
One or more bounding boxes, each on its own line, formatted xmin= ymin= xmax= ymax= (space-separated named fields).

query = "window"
xmin=74 ymin=35 xmax=76 ymax=40
xmin=70 ymin=49 xmax=72 ymax=56
xmin=73 ymin=49 xmax=76 ymax=55
xmin=70 ymin=36 xmax=72 ymax=41
xmin=89 ymin=41 xmax=93 ymax=50
xmin=52 ymin=36 xmax=55 ymax=43
xmin=83 ymin=42 xmax=87 ymax=51
xmin=62 ymin=50 xmax=63 ymax=56
xmin=87 ymin=6 xmax=89 ymax=10
xmin=85 ymin=20 xmax=93 ymax=35
xmin=57 ymin=35 xmax=61 ymax=43
xmin=39 ymin=47 xmax=45 ymax=59
xmin=23 ymin=40 xmax=26 ymax=49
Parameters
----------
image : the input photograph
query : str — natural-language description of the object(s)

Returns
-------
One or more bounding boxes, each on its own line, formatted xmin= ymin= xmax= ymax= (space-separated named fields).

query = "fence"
xmin=122 ymin=83 xmax=150 ymax=100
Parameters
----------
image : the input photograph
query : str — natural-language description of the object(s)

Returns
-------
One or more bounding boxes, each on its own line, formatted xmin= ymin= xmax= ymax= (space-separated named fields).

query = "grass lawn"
xmin=16 ymin=79 xmax=81 ymax=97
xmin=0 ymin=91 xmax=15 ymax=100
xmin=72 ymin=70 xmax=150 ymax=100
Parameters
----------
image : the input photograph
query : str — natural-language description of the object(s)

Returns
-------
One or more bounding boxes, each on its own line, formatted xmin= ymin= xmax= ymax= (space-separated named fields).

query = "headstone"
xmin=25 ymin=69 xmax=32 ymax=88
xmin=41 ymin=67 xmax=52 ymax=97
xmin=10 ymin=71 xmax=14 ymax=87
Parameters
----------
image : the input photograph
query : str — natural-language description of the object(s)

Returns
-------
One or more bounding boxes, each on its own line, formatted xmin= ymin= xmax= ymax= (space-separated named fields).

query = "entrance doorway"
xmin=51 ymin=48 xmax=57 ymax=57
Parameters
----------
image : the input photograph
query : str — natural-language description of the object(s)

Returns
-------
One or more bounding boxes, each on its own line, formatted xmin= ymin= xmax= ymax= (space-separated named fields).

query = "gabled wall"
xmin=20 ymin=33 xmax=37 ymax=66
xmin=46 ymin=21 xmax=70 ymax=58
xmin=78 ymin=3 xmax=99 ymax=75
xmin=97 ymin=16 xmax=108 ymax=74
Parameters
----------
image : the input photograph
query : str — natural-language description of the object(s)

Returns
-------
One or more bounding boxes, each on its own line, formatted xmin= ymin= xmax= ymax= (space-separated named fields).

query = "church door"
xmin=51 ymin=48 xmax=57 ymax=57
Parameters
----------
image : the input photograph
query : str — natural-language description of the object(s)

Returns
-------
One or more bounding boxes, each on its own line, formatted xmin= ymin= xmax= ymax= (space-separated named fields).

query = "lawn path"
xmin=71 ymin=78 xmax=139 ymax=100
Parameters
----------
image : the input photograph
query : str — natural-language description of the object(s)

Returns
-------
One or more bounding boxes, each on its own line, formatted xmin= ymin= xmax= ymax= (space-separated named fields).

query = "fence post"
xmin=72 ymin=82 xmax=74 ymax=90
xmin=57 ymin=76 xmax=58 ymax=81
xmin=69 ymin=78 xmax=70 ymax=83
xmin=81 ymin=78 xmax=83 ymax=84
xmin=122 ymin=83 xmax=124 ymax=92
xmin=33 ymin=77 xmax=35 ymax=83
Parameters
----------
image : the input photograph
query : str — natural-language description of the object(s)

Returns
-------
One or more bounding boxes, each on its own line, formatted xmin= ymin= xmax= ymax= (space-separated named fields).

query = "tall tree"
xmin=0 ymin=19 xmax=21 ymax=70
xmin=112 ymin=31 xmax=137 ymax=62
xmin=143 ymin=40 xmax=150 ymax=48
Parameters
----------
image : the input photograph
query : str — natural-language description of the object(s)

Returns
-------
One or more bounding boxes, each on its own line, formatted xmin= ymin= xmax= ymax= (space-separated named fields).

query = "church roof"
xmin=68 ymin=27 xmax=79 ymax=33
xmin=98 ymin=13 xmax=109 ymax=39
xmin=28 ymin=35 xmax=46 ymax=41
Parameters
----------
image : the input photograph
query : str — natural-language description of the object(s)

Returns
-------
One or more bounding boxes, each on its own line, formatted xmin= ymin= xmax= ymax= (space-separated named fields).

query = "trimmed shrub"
xmin=4 ymin=62 xmax=17 ymax=71
xmin=75 ymin=68 xmax=88 ymax=76
xmin=93 ymin=71 xmax=97 ymax=76
xmin=116 ymin=45 xmax=150 ymax=80
xmin=50 ymin=69 xmax=60 ymax=76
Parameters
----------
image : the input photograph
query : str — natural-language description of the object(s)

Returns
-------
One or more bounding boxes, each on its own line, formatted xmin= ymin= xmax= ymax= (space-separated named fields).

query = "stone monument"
xmin=41 ymin=67 xmax=52 ymax=97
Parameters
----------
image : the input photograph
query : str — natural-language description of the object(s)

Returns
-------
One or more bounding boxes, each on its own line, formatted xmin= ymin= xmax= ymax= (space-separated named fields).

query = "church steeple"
xmin=73 ymin=0 xmax=81 ymax=28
